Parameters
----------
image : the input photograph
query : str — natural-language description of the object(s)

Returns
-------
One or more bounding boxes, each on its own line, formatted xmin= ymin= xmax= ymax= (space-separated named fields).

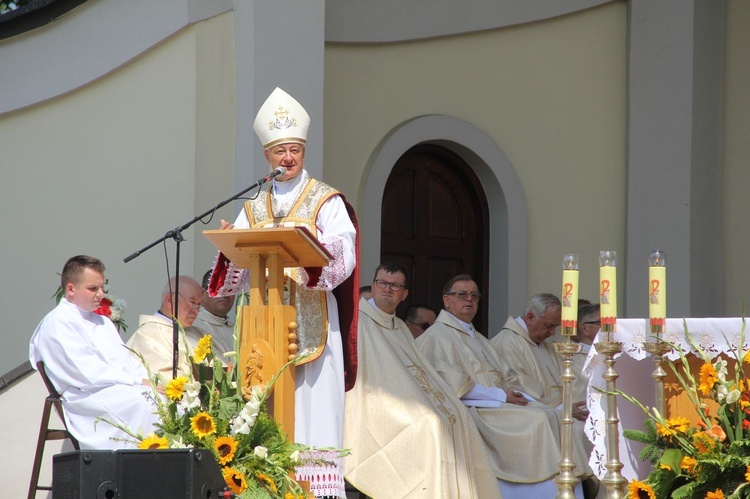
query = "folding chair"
xmin=28 ymin=360 xmax=79 ymax=499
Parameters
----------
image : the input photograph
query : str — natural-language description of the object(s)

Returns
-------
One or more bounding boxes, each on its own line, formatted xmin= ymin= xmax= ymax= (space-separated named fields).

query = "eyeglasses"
xmin=406 ymin=320 xmax=432 ymax=332
xmin=178 ymin=294 xmax=202 ymax=310
xmin=373 ymin=279 xmax=406 ymax=292
xmin=445 ymin=291 xmax=482 ymax=302
xmin=583 ymin=321 xmax=601 ymax=326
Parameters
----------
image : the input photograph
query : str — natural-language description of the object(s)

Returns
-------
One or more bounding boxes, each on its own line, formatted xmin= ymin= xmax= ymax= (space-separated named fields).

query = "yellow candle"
xmin=648 ymin=250 xmax=666 ymax=334
xmin=561 ymin=254 xmax=579 ymax=336
xmin=599 ymin=250 xmax=617 ymax=333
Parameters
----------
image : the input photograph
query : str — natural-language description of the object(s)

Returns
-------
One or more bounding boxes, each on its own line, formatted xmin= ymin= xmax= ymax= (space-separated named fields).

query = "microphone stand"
xmin=123 ymin=167 xmax=285 ymax=378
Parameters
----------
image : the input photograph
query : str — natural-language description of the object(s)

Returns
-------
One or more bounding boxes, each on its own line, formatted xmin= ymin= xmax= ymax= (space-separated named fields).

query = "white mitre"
xmin=253 ymin=87 xmax=310 ymax=150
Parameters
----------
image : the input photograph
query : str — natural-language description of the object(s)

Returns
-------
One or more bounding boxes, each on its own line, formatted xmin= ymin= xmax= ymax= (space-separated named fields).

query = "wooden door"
xmin=381 ymin=144 xmax=490 ymax=334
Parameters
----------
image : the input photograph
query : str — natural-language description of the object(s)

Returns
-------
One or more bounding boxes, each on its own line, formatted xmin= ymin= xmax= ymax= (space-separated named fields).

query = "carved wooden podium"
xmin=203 ymin=227 xmax=331 ymax=442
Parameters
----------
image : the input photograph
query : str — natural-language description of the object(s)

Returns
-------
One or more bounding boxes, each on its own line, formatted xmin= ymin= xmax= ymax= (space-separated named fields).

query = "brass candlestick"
xmin=596 ymin=326 xmax=627 ymax=499
xmin=644 ymin=325 xmax=669 ymax=417
xmin=554 ymin=338 xmax=582 ymax=499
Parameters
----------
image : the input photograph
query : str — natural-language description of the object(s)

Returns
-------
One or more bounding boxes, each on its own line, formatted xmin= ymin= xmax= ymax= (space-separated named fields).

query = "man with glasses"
xmin=127 ymin=275 xmax=204 ymax=377
xmin=417 ymin=275 xmax=573 ymax=498
xmin=491 ymin=293 xmax=595 ymax=494
xmin=344 ymin=263 xmax=500 ymax=498
xmin=403 ymin=304 xmax=437 ymax=339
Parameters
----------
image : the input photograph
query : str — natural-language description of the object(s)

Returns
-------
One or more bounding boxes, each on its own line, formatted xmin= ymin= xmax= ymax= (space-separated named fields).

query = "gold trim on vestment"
xmin=244 ymin=178 xmax=339 ymax=365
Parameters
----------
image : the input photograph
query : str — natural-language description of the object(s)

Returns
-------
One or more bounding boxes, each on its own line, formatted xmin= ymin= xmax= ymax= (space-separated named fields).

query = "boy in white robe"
xmin=29 ymin=255 xmax=159 ymax=449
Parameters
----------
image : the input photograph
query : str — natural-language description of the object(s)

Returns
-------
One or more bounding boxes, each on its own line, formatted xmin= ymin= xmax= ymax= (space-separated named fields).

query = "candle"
xmin=648 ymin=250 xmax=667 ymax=335
xmin=599 ymin=251 xmax=617 ymax=335
xmin=561 ymin=254 xmax=579 ymax=336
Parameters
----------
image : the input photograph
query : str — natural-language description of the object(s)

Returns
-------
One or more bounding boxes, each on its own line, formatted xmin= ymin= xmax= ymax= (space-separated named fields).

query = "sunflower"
xmin=213 ymin=435 xmax=238 ymax=465
xmin=745 ymin=465 xmax=750 ymax=483
xmin=656 ymin=416 xmax=691 ymax=438
xmin=138 ymin=433 xmax=169 ymax=449
xmin=706 ymin=489 xmax=725 ymax=499
xmin=627 ymin=479 xmax=656 ymax=499
xmin=222 ymin=466 xmax=248 ymax=495
xmin=257 ymin=472 xmax=278 ymax=493
xmin=698 ymin=362 xmax=719 ymax=396
xmin=165 ymin=375 xmax=188 ymax=401
xmin=681 ymin=455 xmax=697 ymax=474
xmin=193 ymin=335 xmax=212 ymax=363
xmin=190 ymin=411 xmax=217 ymax=438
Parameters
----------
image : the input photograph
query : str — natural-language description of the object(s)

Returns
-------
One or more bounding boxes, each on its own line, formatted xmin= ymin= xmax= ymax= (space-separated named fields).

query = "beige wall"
xmin=324 ymin=2 xmax=628 ymax=305
xmin=0 ymin=13 xmax=236 ymax=371
xmin=723 ymin=0 xmax=750 ymax=314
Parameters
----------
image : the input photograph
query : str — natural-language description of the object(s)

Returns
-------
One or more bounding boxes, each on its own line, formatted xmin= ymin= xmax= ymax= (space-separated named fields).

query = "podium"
xmin=203 ymin=227 xmax=331 ymax=442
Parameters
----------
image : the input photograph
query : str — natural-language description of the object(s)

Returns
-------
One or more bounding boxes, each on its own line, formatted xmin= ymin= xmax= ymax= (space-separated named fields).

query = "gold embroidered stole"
xmin=243 ymin=178 xmax=340 ymax=364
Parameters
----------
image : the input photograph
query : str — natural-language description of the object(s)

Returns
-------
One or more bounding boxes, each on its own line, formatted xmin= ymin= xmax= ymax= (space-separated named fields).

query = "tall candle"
xmin=561 ymin=254 xmax=579 ymax=336
xmin=599 ymin=250 xmax=617 ymax=334
xmin=648 ymin=250 xmax=667 ymax=335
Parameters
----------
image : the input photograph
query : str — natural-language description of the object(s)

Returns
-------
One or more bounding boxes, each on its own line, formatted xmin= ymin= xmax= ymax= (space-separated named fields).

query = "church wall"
xmin=722 ymin=0 xmax=750 ymax=315
xmin=324 ymin=2 xmax=628 ymax=313
xmin=0 ymin=14 xmax=235 ymax=376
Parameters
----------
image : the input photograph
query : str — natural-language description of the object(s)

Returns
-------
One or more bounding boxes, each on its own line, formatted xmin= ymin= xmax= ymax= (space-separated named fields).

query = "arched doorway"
xmin=380 ymin=144 xmax=490 ymax=334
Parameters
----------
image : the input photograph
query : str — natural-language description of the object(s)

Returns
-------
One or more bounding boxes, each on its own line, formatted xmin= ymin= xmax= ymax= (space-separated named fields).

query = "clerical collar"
xmin=272 ymin=169 xmax=307 ymax=196
xmin=448 ymin=312 xmax=475 ymax=338
xmin=156 ymin=310 xmax=172 ymax=322
xmin=367 ymin=298 xmax=396 ymax=326
xmin=515 ymin=316 xmax=541 ymax=347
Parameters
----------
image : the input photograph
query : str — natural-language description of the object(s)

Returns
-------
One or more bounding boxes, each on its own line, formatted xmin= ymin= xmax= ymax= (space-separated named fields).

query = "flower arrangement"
xmin=119 ymin=333 xmax=338 ymax=499
xmin=621 ymin=320 xmax=750 ymax=499
xmin=54 ymin=279 xmax=128 ymax=332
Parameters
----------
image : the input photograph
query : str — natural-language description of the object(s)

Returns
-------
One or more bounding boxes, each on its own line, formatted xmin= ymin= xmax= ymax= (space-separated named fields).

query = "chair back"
xmin=28 ymin=361 xmax=79 ymax=498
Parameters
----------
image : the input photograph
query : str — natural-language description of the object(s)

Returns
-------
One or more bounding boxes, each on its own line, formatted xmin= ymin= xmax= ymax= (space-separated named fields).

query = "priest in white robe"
xmin=126 ymin=276 xmax=205 ymax=378
xmin=29 ymin=256 xmax=159 ymax=449
xmin=344 ymin=263 xmax=501 ymax=499
xmin=209 ymin=88 xmax=358 ymax=498
xmin=490 ymin=293 xmax=594 ymax=481
xmin=417 ymin=275 xmax=580 ymax=499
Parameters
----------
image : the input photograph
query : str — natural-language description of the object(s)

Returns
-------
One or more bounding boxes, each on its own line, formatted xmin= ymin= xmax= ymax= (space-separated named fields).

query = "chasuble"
xmin=344 ymin=298 xmax=501 ymax=499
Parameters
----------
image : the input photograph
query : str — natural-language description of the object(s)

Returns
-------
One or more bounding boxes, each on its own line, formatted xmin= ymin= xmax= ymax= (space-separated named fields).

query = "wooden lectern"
xmin=203 ymin=227 xmax=332 ymax=442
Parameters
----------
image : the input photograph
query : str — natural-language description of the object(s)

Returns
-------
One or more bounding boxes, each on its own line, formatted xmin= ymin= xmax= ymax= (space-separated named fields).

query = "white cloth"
xmin=583 ymin=317 xmax=746 ymax=481
xmin=191 ymin=308 xmax=235 ymax=366
xmin=229 ymin=170 xmax=356 ymax=449
xmin=29 ymin=299 xmax=159 ymax=449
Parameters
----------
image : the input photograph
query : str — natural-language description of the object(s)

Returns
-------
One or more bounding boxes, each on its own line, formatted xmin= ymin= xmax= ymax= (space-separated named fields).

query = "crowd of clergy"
xmin=345 ymin=262 xmax=601 ymax=499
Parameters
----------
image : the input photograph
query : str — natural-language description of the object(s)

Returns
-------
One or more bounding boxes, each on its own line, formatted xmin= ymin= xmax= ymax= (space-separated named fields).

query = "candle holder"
xmin=644 ymin=336 xmax=670 ymax=417
xmin=595 ymin=328 xmax=627 ymax=498
xmin=554 ymin=338 xmax=583 ymax=499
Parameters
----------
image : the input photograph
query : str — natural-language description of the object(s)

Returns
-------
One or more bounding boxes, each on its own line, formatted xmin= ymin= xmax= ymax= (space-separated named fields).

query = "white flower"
xmin=289 ymin=450 xmax=300 ymax=463
xmin=254 ymin=446 xmax=268 ymax=459
xmin=726 ymin=389 xmax=741 ymax=404
xmin=716 ymin=384 xmax=728 ymax=402
xmin=715 ymin=359 xmax=728 ymax=382
xmin=230 ymin=417 xmax=251 ymax=435
xmin=169 ymin=436 xmax=193 ymax=449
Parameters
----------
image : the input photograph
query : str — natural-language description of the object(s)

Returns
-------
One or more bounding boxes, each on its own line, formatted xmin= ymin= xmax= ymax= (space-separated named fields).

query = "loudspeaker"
xmin=117 ymin=448 xmax=225 ymax=498
xmin=53 ymin=450 xmax=117 ymax=499
xmin=52 ymin=449 xmax=226 ymax=498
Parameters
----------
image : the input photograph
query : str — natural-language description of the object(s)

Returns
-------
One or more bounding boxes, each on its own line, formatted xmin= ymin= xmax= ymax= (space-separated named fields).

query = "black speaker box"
xmin=116 ymin=448 xmax=225 ymax=498
xmin=52 ymin=450 xmax=117 ymax=499
xmin=52 ymin=448 xmax=226 ymax=498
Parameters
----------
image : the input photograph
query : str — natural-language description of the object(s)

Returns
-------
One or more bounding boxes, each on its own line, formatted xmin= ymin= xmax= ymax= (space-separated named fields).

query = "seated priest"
xmin=126 ymin=275 xmax=204 ymax=378
xmin=417 ymin=274 xmax=584 ymax=499
xmin=490 ymin=292 xmax=595 ymax=494
xmin=29 ymin=255 xmax=160 ymax=449
xmin=344 ymin=262 xmax=501 ymax=499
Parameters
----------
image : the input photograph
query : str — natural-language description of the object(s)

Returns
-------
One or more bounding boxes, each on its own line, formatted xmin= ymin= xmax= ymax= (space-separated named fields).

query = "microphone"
xmin=263 ymin=167 xmax=285 ymax=183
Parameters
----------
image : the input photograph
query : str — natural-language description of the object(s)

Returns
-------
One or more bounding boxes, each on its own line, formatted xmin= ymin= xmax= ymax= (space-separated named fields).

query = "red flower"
xmin=94 ymin=297 xmax=112 ymax=318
